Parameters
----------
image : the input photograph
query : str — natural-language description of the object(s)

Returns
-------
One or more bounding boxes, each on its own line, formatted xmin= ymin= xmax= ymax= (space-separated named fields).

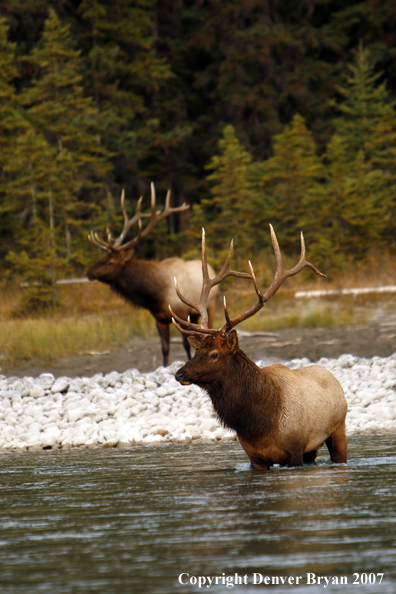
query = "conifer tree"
xmin=340 ymin=151 xmax=389 ymax=254
xmin=327 ymin=44 xmax=395 ymax=256
xmin=4 ymin=129 xmax=62 ymax=310
xmin=0 ymin=17 xmax=26 ymax=161
xmin=21 ymin=7 xmax=111 ymax=270
xmin=0 ymin=17 xmax=29 ymax=253
xmin=191 ymin=125 xmax=255 ymax=265
xmin=255 ymin=114 xmax=323 ymax=253
xmin=333 ymin=43 xmax=393 ymax=160
xmin=302 ymin=134 xmax=389 ymax=268
xmin=78 ymin=0 xmax=172 ymax=182
xmin=3 ymin=8 xmax=111 ymax=310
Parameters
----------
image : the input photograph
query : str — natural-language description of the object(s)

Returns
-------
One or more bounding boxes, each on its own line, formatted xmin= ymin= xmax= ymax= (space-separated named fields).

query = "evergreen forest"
xmin=1 ymin=0 xmax=396 ymax=311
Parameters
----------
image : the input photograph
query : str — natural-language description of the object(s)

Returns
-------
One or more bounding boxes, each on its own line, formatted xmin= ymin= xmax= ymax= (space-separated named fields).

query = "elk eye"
xmin=209 ymin=351 xmax=219 ymax=360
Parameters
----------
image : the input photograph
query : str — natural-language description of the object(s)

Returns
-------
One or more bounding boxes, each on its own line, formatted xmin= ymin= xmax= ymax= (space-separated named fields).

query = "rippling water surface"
xmin=0 ymin=435 xmax=395 ymax=593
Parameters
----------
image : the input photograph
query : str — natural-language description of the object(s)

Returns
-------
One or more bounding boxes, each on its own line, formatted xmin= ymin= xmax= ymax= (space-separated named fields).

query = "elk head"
xmin=171 ymin=226 xmax=326 ymax=387
xmin=86 ymin=183 xmax=189 ymax=281
xmin=176 ymin=330 xmax=240 ymax=386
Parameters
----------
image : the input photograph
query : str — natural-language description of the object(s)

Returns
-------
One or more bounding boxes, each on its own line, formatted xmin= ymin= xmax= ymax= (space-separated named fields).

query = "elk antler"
xmin=88 ymin=183 xmax=190 ymax=252
xmin=170 ymin=228 xmax=252 ymax=335
xmin=171 ymin=225 xmax=326 ymax=337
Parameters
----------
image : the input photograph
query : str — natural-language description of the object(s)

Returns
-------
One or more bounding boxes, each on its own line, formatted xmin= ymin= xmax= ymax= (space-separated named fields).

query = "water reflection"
xmin=0 ymin=436 xmax=395 ymax=593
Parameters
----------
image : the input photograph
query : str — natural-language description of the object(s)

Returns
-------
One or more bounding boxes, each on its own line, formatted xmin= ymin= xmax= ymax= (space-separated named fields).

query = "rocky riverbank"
xmin=0 ymin=352 xmax=395 ymax=451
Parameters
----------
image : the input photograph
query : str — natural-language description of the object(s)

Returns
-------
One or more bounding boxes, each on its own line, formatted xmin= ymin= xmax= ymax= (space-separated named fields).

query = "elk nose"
xmin=175 ymin=367 xmax=191 ymax=386
xmin=175 ymin=368 xmax=184 ymax=382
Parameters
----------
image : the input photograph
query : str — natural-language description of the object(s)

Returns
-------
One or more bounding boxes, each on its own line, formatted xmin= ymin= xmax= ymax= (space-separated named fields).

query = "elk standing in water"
xmin=86 ymin=184 xmax=218 ymax=366
xmin=171 ymin=227 xmax=347 ymax=470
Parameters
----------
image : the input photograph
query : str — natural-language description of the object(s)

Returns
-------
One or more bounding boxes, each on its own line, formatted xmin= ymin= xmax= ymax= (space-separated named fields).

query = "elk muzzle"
xmin=175 ymin=366 xmax=192 ymax=386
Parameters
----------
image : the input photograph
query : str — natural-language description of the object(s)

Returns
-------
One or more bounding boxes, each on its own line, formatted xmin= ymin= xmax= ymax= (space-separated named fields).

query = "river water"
xmin=0 ymin=435 xmax=395 ymax=594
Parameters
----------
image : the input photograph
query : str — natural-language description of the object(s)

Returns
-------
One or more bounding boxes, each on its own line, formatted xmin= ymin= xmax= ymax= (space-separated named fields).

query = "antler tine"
xmin=261 ymin=224 xmax=326 ymax=302
xmin=150 ymin=181 xmax=157 ymax=215
xmin=112 ymin=192 xmax=149 ymax=249
xmin=119 ymin=183 xmax=190 ymax=251
xmin=218 ymin=259 xmax=264 ymax=336
xmin=88 ymin=230 xmax=112 ymax=252
xmin=170 ymin=272 xmax=221 ymax=336
xmin=106 ymin=228 xmax=115 ymax=248
xmin=223 ymin=295 xmax=232 ymax=327
xmin=164 ymin=189 xmax=171 ymax=210
xmin=170 ymin=309 xmax=219 ymax=336
xmin=120 ymin=188 xmax=126 ymax=223
xmin=171 ymin=225 xmax=326 ymax=339
xmin=289 ymin=231 xmax=325 ymax=278
xmin=218 ymin=224 xmax=326 ymax=335
xmin=89 ymin=184 xmax=189 ymax=253
xmin=198 ymin=229 xmax=251 ymax=326
xmin=170 ymin=228 xmax=253 ymax=336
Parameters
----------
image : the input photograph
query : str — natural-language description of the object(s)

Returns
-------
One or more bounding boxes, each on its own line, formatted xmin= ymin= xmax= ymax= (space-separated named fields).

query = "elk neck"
xmin=111 ymin=259 xmax=167 ymax=312
xmin=202 ymin=349 xmax=283 ymax=441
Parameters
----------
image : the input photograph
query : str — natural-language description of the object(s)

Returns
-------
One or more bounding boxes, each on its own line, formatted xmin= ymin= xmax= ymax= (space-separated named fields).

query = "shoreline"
xmin=0 ymin=352 xmax=395 ymax=452
xmin=5 ymin=318 xmax=396 ymax=379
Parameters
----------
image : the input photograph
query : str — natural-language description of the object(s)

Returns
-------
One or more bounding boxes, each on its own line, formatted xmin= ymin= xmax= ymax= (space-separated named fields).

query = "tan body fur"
xmin=158 ymin=259 xmax=218 ymax=322
xmin=176 ymin=331 xmax=347 ymax=470
xmin=239 ymin=363 xmax=347 ymax=470
xmin=86 ymin=254 xmax=218 ymax=366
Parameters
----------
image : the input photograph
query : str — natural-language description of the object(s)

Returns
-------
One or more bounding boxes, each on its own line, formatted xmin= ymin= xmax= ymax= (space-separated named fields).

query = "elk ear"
xmin=123 ymin=249 xmax=135 ymax=262
xmin=226 ymin=329 xmax=239 ymax=352
xmin=187 ymin=335 xmax=203 ymax=350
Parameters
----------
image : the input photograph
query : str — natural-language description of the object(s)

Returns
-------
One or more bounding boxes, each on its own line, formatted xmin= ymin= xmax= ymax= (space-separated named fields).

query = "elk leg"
xmin=155 ymin=321 xmax=170 ymax=367
xmin=182 ymin=334 xmax=191 ymax=360
xmin=250 ymin=456 xmax=271 ymax=471
xmin=288 ymin=450 xmax=304 ymax=467
xmin=325 ymin=422 xmax=347 ymax=464
xmin=182 ymin=314 xmax=200 ymax=360
xmin=303 ymin=450 xmax=318 ymax=464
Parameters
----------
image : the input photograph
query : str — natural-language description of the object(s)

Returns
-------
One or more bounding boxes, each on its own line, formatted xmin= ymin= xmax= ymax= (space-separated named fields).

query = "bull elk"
xmin=86 ymin=184 xmax=218 ymax=366
xmin=171 ymin=227 xmax=347 ymax=470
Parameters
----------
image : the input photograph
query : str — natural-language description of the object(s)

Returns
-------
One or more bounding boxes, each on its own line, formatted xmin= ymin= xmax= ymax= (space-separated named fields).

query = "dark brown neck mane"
xmin=201 ymin=350 xmax=283 ymax=440
xmin=111 ymin=260 xmax=166 ymax=312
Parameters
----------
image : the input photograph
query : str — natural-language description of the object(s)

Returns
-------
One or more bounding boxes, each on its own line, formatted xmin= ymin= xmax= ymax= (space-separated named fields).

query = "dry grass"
xmin=1 ymin=252 xmax=396 ymax=369
xmin=0 ymin=282 xmax=156 ymax=369
xmin=0 ymin=315 xmax=149 ymax=364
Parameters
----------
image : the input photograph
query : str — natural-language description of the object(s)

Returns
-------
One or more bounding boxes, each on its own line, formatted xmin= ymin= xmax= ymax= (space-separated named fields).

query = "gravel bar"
xmin=0 ymin=353 xmax=395 ymax=451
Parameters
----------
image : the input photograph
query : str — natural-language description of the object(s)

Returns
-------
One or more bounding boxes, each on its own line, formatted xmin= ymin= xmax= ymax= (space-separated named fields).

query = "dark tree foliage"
xmin=151 ymin=0 xmax=340 ymax=199
xmin=0 ymin=15 xmax=29 ymax=257
xmin=1 ymin=0 xmax=396 ymax=302
xmin=74 ymin=0 xmax=172 ymax=186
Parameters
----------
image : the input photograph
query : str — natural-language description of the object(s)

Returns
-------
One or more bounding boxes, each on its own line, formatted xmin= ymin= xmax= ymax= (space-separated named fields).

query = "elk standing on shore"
xmin=171 ymin=228 xmax=347 ymax=470
xmin=86 ymin=184 xmax=218 ymax=366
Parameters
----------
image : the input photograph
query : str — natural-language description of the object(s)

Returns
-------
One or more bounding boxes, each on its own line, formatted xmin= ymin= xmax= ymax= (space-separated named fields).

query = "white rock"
xmin=143 ymin=434 xmax=164 ymax=444
xmin=51 ymin=378 xmax=70 ymax=393
xmin=67 ymin=408 xmax=86 ymax=423
xmin=338 ymin=354 xmax=359 ymax=368
xmin=200 ymin=418 xmax=218 ymax=432
xmin=175 ymin=432 xmax=192 ymax=444
xmin=29 ymin=384 xmax=45 ymax=398
xmin=1 ymin=353 xmax=396 ymax=450
xmin=221 ymin=431 xmax=237 ymax=441
xmin=213 ymin=427 xmax=227 ymax=439
xmin=37 ymin=373 xmax=55 ymax=389
xmin=202 ymin=430 xmax=216 ymax=440
xmin=41 ymin=427 xmax=61 ymax=447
